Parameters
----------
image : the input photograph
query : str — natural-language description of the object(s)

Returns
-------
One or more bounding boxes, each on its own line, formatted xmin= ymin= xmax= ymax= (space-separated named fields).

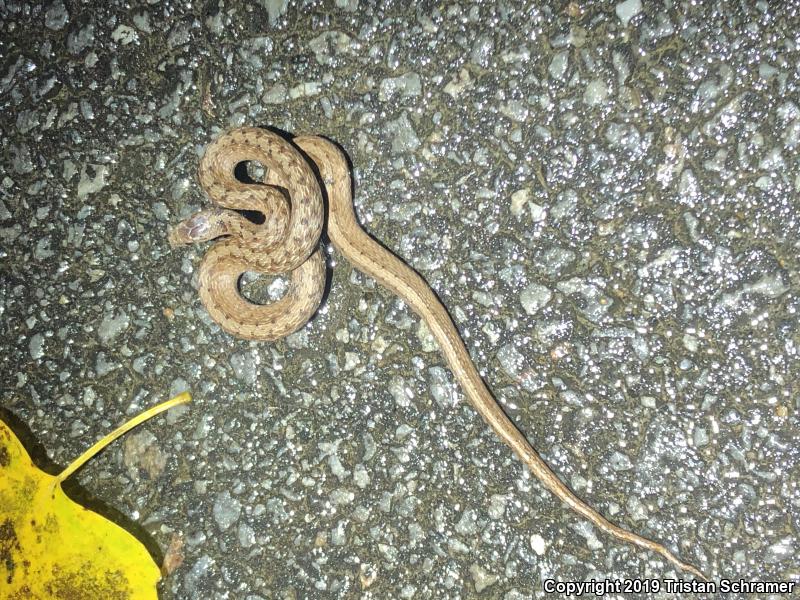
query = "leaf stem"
xmin=56 ymin=392 xmax=191 ymax=485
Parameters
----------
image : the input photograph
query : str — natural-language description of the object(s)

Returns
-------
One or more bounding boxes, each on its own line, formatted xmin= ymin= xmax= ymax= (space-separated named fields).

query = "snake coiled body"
xmin=169 ymin=127 xmax=705 ymax=579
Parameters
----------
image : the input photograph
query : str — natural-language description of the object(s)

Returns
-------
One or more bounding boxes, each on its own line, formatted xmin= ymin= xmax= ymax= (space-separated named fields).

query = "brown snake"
xmin=169 ymin=127 xmax=706 ymax=579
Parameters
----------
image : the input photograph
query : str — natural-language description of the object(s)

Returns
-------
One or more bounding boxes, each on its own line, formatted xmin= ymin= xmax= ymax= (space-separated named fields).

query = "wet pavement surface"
xmin=1 ymin=1 xmax=799 ymax=598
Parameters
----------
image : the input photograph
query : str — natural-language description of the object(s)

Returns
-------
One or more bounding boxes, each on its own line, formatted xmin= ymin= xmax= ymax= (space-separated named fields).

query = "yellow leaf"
xmin=1 ymin=392 xmax=190 ymax=599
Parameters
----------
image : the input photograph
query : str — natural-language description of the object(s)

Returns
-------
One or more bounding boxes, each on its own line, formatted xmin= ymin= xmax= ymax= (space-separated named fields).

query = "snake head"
xmin=168 ymin=212 xmax=219 ymax=247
